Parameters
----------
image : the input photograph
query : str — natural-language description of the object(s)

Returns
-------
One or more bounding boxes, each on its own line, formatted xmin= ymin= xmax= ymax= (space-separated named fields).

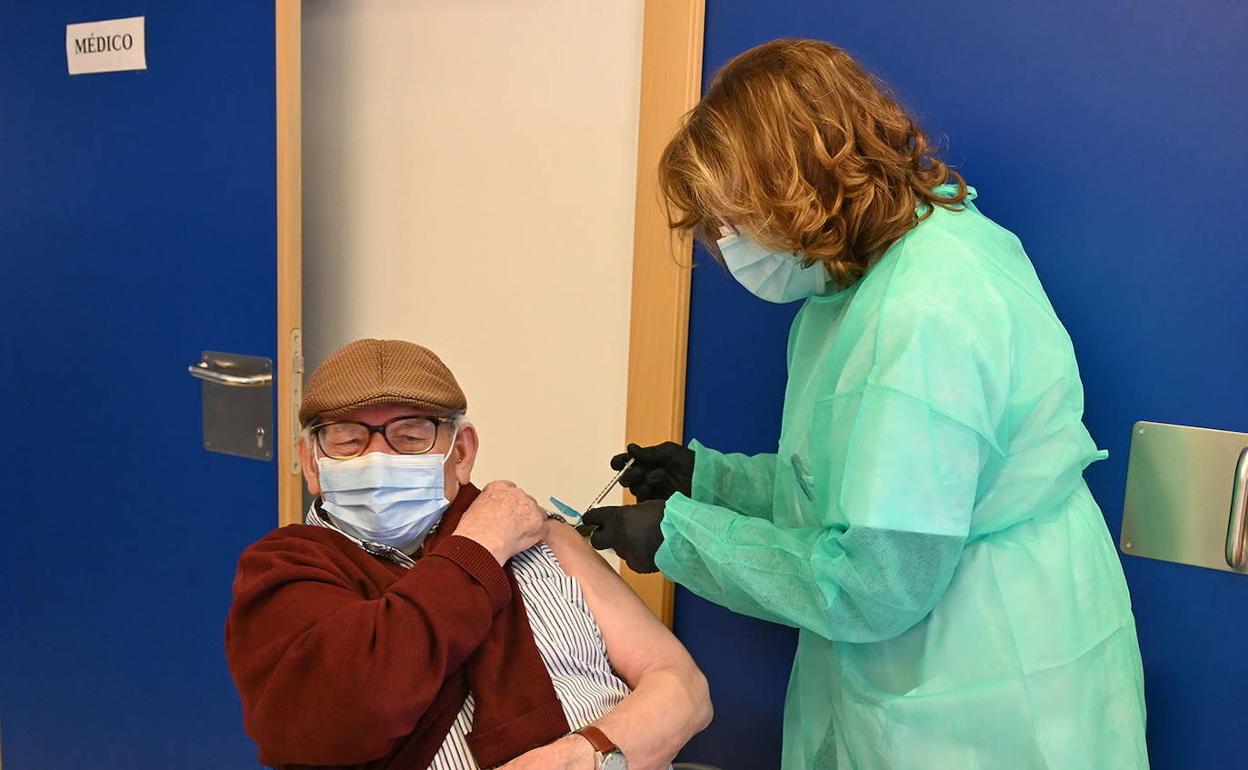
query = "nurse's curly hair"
xmin=659 ymin=39 xmax=968 ymax=286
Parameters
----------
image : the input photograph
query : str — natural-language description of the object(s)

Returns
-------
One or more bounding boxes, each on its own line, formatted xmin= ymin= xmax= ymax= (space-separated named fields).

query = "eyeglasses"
xmin=309 ymin=415 xmax=456 ymax=460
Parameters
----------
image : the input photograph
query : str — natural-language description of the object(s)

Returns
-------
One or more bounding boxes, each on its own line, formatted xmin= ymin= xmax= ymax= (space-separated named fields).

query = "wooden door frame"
xmin=617 ymin=0 xmax=705 ymax=626
xmin=277 ymin=0 xmax=303 ymax=527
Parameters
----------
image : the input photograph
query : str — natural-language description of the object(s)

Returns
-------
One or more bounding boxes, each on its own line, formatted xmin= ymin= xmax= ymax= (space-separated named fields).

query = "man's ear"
xmin=299 ymin=437 xmax=321 ymax=496
xmin=453 ymin=423 xmax=478 ymax=486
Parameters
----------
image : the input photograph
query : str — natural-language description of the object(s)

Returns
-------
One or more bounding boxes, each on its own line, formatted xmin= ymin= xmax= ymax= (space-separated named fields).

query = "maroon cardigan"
xmin=225 ymin=486 xmax=569 ymax=769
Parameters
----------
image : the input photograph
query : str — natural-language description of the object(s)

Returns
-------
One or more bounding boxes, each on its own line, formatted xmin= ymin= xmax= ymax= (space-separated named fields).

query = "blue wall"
xmin=0 ymin=4 xmax=278 ymax=767
xmin=678 ymin=2 xmax=1248 ymax=768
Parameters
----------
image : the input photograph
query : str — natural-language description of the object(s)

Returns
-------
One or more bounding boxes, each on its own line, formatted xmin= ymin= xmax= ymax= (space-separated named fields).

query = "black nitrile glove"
xmin=580 ymin=499 xmax=666 ymax=574
xmin=610 ymin=442 xmax=695 ymax=502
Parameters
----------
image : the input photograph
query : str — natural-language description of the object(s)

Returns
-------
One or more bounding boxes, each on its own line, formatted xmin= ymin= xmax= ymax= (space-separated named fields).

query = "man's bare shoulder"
xmin=542 ymin=520 xmax=614 ymax=578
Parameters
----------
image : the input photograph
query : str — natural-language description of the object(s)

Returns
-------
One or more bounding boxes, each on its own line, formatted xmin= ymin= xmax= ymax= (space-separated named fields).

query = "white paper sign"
xmin=66 ymin=16 xmax=146 ymax=75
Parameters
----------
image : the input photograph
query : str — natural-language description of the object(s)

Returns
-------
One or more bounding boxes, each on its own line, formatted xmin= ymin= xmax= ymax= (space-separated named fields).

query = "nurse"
xmin=583 ymin=39 xmax=1149 ymax=769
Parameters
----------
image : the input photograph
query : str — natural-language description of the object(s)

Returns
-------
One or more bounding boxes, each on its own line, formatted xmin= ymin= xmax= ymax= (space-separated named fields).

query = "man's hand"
xmin=581 ymin=499 xmax=666 ymax=574
xmin=453 ymin=480 xmax=549 ymax=565
xmin=497 ymin=734 xmax=595 ymax=770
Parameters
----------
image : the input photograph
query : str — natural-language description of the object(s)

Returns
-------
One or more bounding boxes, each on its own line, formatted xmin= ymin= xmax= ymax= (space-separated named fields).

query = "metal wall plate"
xmin=189 ymin=351 xmax=274 ymax=461
xmin=1121 ymin=421 xmax=1248 ymax=575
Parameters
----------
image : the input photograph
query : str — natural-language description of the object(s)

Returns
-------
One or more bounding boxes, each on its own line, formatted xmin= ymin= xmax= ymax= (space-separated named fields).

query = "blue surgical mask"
xmin=718 ymin=231 xmax=831 ymax=303
xmin=316 ymin=431 xmax=458 ymax=553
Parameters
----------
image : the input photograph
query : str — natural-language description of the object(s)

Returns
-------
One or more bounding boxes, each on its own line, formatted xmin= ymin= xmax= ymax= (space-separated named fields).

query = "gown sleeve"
xmin=687 ymin=439 xmax=778 ymax=520
xmin=656 ymin=289 xmax=1003 ymax=642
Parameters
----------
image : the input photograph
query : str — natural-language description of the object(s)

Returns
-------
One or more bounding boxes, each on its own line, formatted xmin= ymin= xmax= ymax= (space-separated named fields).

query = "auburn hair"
xmin=659 ymin=39 xmax=967 ymax=286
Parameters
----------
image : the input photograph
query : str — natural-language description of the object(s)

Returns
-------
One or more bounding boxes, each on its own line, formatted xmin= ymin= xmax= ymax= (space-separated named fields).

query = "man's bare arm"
xmin=543 ymin=521 xmax=713 ymax=770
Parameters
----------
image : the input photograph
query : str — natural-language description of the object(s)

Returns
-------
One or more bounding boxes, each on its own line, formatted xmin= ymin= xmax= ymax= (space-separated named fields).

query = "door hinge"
xmin=290 ymin=327 xmax=304 ymax=475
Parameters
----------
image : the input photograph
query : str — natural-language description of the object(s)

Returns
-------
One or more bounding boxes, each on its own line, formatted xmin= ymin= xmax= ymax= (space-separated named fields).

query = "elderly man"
xmin=226 ymin=339 xmax=711 ymax=770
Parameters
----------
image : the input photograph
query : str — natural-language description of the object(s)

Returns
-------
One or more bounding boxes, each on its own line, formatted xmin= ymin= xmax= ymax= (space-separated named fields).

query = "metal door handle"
xmin=188 ymin=362 xmax=273 ymax=388
xmin=1225 ymin=447 xmax=1248 ymax=569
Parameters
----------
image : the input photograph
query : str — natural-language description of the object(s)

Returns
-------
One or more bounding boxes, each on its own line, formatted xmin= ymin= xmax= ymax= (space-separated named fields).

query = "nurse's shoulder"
xmin=851 ymin=205 xmax=1019 ymax=434
xmin=871 ymin=198 xmax=1060 ymax=337
xmin=864 ymin=212 xmax=1011 ymax=329
xmin=890 ymin=196 xmax=1051 ymax=312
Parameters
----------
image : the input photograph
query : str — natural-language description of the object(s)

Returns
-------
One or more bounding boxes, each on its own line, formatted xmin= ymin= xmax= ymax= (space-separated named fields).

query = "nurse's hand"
xmin=610 ymin=442 xmax=695 ymax=501
xmin=581 ymin=500 xmax=666 ymax=574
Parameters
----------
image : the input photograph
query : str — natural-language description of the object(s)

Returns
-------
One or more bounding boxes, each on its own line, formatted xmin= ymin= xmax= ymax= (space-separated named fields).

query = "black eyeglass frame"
xmin=309 ymin=414 xmax=458 ymax=459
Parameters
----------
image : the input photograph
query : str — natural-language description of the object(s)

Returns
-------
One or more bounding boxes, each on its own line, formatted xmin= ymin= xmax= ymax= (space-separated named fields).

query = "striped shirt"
xmin=306 ymin=505 xmax=633 ymax=770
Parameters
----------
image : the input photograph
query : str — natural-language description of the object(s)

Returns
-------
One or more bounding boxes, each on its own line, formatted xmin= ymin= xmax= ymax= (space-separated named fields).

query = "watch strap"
xmin=573 ymin=725 xmax=618 ymax=754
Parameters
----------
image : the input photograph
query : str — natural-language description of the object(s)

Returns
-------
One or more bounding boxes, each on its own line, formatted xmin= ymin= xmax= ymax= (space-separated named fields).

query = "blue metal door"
xmin=680 ymin=2 xmax=1247 ymax=768
xmin=0 ymin=3 xmax=279 ymax=767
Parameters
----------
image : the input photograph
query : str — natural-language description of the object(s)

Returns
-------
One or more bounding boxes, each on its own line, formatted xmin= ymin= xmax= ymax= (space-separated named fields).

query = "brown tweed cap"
xmin=300 ymin=338 xmax=467 ymax=426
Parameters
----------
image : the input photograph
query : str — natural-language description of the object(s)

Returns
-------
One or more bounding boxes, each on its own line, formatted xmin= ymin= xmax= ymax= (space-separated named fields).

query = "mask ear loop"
xmin=306 ymin=428 xmax=335 ymax=526
xmin=414 ymin=418 xmax=464 ymax=550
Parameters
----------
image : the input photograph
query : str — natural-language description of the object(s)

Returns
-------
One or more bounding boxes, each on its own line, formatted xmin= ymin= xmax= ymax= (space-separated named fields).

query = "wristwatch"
xmin=573 ymin=725 xmax=627 ymax=770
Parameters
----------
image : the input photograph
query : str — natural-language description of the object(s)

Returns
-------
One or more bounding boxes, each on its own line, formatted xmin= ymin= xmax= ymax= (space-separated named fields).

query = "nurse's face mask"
xmin=716 ymin=228 xmax=832 ymax=304
xmin=312 ymin=415 xmax=460 ymax=553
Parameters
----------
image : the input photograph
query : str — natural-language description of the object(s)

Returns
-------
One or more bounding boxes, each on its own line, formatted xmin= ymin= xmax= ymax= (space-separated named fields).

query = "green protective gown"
xmin=656 ymin=186 xmax=1149 ymax=769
